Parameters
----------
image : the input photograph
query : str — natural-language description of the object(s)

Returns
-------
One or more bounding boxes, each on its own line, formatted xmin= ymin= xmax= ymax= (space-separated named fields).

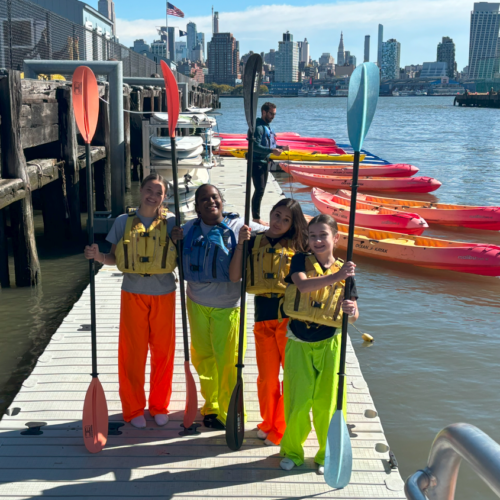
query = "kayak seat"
xmin=382 ymin=238 xmax=416 ymax=245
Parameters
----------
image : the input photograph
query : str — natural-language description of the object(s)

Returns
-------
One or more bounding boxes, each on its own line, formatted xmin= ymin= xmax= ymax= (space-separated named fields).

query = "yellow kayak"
xmin=229 ymin=149 xmax=363 ymax=163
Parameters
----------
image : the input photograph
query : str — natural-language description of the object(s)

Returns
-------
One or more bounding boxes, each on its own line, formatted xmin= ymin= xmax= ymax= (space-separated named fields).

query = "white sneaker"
xmin=257 ymin=429 xmax=269 ymax=440
xmin=154 ymin=414 xmax=169 ymax=427
xmin=280 ymin=458 xmax=296 ymax=471
xmin=317 ymin=465 xmax=325 ymax=475
xmin=264 ymin=438 xmax=277 ymax=446
xmin=130 ymin=415 xmax=146 ymax=429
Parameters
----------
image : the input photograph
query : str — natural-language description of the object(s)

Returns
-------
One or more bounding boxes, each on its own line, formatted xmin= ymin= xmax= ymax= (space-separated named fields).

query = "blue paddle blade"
xmin=324 ymin=410 xmax=352 ymax=488
xmin=347 ymin=62 xmax=380 ymax=152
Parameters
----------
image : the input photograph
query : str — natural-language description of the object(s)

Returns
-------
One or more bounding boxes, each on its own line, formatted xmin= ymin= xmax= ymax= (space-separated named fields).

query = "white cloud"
xmin=117 ymin=0 xmax=473 ymax=68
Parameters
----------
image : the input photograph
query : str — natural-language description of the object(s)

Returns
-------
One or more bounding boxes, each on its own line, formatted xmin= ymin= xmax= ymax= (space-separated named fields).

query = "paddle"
xmin=324 ymin=62 xmax=380 ymax=487
xmin=160 ymin=60 xmax=198 ymax=430
xmin=73 ymin=66 xmax=108 ymax=453
xmin=226 ymin=54 xmax=263 ymax=451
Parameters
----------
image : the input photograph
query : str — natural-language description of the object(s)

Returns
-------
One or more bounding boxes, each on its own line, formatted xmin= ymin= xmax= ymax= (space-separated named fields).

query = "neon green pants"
xmin=280 ymin=334 xmax=347 ymax=466
xmin=187 ymin=297 xmax=246 ymax=425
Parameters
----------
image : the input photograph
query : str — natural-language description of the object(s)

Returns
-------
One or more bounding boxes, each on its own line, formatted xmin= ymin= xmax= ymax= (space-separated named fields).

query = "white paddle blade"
xmin=324 ymin=410 xmax=352 ymax=488
xmin=347 ymin=62 xmax=380 ymax=152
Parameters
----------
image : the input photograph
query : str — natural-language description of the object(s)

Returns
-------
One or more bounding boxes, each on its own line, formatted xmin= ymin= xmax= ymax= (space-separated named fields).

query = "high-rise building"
xmin=167 ymin=27 xmax=176 ymax=60
xmin=468 ymin=2 xmax=500 ymax=79
xmin=207 ymin=32 xmax=240 ymax=85
xmin=377 ymin=24 xmax=383 ymax=67
xmin=297 ymin=38 xmax=309 ymax=63
xmin=175 ymin=41 xmax=187 ymax=62
xmin=213 ymin=11 xmax=219 ymax=34
xmin=275 ymin=32 xmax=299 ymax=82
xmin=187 ymin=22 xmax=198 ymax=60
xmin=364 ymin=35 xmax=370 ymax=62
xmin=132 ymin=39 xmax=150 ymax=54
xmin=265 ymin=49 xmax=277 ymax=66
xmin=319 ymin=53 xmax=334 ymax=65
xmin=98 ymin=0 xmax=116 ymax=35
xmin=420 ymin=62 xmax=448 ymax=78
xmin=197 ymin=33 xmax=205 ymax=57
xmin=437 ymin=36 xmax=456 ymax=78
xmin=348 ymin=54 xmax=357 ymax=67
xmin=381 ymin=38 xmax=400 ymax=80
xmin=151 ymin=40 xmax=168 ymax=59
xmin=337 ymin=32 xmax=345 ymax=65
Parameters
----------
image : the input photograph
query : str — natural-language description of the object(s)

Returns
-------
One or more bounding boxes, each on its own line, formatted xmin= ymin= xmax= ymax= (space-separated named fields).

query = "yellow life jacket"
xmin=114 ymin=208 xmax=178 ymax=276
xmin=246 ymin=233 xmax=295 ymax=296
xmin=283 ymin=255 xmax=345 ymax=327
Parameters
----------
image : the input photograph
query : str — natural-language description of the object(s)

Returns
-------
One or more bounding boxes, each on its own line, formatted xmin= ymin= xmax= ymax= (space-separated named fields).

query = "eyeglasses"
xmin=267 ymin=111 xmax=276 ymax=116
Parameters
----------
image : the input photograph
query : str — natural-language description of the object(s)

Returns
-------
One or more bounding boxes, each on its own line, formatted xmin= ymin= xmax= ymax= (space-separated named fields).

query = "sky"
xmin=87 ymin=0 xmax=474 ymax=69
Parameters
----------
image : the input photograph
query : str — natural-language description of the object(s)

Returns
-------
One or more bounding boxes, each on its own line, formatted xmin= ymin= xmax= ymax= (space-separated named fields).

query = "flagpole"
xmin=166 ymin=1 xmax=169 ymax=59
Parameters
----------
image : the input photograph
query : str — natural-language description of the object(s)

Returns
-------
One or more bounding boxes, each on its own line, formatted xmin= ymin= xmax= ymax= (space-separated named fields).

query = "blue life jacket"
xmin=183 ymin=215 xmax=238 ymax=283
xmin=261 ymin=124 xmax=277 ymax=149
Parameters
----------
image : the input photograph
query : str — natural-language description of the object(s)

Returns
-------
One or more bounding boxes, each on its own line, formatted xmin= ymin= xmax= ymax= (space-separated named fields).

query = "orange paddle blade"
xmin=83 ymin=377 xmax=108 ymax=453
xmin=72 ymin=66 xmax=99 ymax=144
xmin=183 ymin=360 xmax=198 ymax=429
xmin=160 ymin=60 xmax=180 ymax=138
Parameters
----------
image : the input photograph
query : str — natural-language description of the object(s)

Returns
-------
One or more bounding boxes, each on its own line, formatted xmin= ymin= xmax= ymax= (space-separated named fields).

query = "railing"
xmin=0 ymin=0 xmax=156 ymax=77
xmin=405 ymin=423 xmax=500 ymax=500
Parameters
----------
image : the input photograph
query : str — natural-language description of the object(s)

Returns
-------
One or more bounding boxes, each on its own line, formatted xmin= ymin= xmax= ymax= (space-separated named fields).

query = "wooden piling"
xmin=123 ymin=86 xmax=132 ymax=192
xmin=57 ymin=86 xmax=81 ymax=241
xmin=0 ymin=208 xmax=10 ymax=288
xmin=94 ymin=85 xmax=112 ymax=211
xmin=0 ymin=70 xmax=40 ymax=286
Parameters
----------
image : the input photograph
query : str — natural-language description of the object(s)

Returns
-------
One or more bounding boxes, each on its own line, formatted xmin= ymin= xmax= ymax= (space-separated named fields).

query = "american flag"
xmin=167 ymin=2 xmax=184 ymax=18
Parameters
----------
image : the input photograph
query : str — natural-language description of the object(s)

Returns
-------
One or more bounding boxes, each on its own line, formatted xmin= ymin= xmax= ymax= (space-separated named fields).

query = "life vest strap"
xmin=265 ymin=273 xmax=277 ymax=279
xmin=139 ymin=257 xmax=150 ymax=263
xmin=311 ymin=301 xmax=325 ymax=309
xmin=140 ymin=232 xmax=149 ymax=237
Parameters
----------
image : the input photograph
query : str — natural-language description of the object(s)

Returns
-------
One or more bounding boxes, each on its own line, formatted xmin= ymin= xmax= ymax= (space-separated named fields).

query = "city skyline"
xmin=86 ymin=0 xmax=475 ymax=68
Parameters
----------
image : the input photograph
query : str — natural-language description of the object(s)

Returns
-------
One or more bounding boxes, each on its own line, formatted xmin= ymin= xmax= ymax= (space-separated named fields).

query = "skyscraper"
xmin=168 ymin=27 xmax=176 ymax=60
xmin=187 ymin=22 xmax=198 ymax=60
xmin=468 ymin=2 xmax=500 ymax=79
xmin=337 ymin=32 xmax=345 ymax=65
xmin=214 ymin=11 xmax=219 ymax=34
xmin=98 ymin=0 xmax=116 ymax=35
xmin=381 ymin=38 xmax=401 ymax=80
xmin=275 ymin=32 xmax=299 ymax=82
xmin=298 ymin=38 xmax=309 ymax=63
xmin=377 ymin=24 xmax=383 ymax=67
xmin=197 ymin=32 xmax=205 ymax=56
xmin=207 ymin=32 xmax=240 ymax=85
xmin=437 ymin=36 xmax=456 ymax=78
xmin=364 ymin=35 xmax=370 ymax=62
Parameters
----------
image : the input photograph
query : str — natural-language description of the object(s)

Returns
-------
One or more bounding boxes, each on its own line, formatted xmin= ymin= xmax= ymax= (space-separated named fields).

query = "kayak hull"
xmin=230 ymin=150 xmax=361 ymax=163
xmin=291 ymin=170 xmax=441 ymax=193
xmin=311 ymin=188 xmax=428 ymax=235
xmin=335 ymin=223 xmax=500 ymax=276
xmin=280 ymin=162 xmax=419 ymax=178
xmin=335 ymin=190 xmax=500 ymax=230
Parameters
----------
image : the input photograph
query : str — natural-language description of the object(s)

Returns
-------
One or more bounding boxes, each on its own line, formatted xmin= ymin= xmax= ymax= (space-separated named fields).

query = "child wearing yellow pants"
xmin=279 ymin=214 xmax=359 ymax=474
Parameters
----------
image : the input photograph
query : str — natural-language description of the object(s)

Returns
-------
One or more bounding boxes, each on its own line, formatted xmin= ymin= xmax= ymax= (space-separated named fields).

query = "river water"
xmin=0 ymin=96 xmax=498 ymax=498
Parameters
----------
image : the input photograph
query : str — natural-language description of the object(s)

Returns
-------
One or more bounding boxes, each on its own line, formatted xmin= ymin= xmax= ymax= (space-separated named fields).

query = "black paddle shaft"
xmin=86 ymin=142 xmax=98 ymax=378
xmin=336 ymin=150 xmax=360 ymax=411
xmin=170 ymin=138 xmax=190 ymax=362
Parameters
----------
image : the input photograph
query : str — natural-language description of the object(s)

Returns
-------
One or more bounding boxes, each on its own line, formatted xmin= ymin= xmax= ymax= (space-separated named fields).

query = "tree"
xmin=260 ymin=85 xmax=269 ymax=94
xmin=231 ymin=85 xmax=244 ymax=95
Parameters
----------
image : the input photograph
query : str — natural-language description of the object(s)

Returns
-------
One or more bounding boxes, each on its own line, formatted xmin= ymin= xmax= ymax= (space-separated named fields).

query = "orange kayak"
xmin=311 ymin=188 xmax=428 ymax=235
xmin=335 ymin=190 xmax=500 ymax=230
xmin=280 ymin=162 xmax=419 ymax=178
xmin=334 ymin=223 xmax=500 ymax=276
xmin=290 ymin=169 xmax=442 ymax=193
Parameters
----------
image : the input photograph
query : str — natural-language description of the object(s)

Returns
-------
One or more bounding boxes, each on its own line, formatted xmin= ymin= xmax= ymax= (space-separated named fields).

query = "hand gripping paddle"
xmin=324 ymin=62 xmax=380 ymax=487
xmin=72 ymin=66 xmax=108 ymax=453
xmin=226 ymin=54 xmax=263 ymax=451
xmin=160 ymin=60 xmax=198 ymax=430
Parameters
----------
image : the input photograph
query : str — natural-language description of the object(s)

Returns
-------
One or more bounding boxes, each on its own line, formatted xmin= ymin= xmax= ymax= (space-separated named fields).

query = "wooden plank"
xmin=0 ymin=178 xmax=25 ymax=210
xmin=19 ymin=102 xmax=59 ymax=128
xmin=0 ymin=208 xmax=10 ymax=288
xmin=20 ymin=124 xmax=59 ymax=149
xmin=0 ymin=70 xmax=40 ymax=286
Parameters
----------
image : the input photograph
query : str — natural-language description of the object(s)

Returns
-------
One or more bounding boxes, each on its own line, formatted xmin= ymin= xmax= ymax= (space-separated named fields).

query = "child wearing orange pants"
xmin=230 ymin=198 xmax=308 ymax=445
xmin=85 ymin=173 xmax=180 ymax=429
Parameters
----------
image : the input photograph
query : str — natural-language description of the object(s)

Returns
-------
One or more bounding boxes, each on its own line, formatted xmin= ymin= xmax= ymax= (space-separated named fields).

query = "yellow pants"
xmin=280 ymin=334 xmax=347 ymax=466
xmin=187 ymin=297 xmax=246 ymax=425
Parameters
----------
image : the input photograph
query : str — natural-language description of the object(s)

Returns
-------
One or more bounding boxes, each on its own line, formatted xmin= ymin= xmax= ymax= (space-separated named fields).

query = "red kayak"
xmin=290 ymin=169 xmax=442 ymax=193
xmin=280 ymin=162 xmax=418 ymax=178
xmin=312 ymin=188 xmax=428 ymax=235
xmin=336 ymin=190 xmax=500 ymax=230
xmin=220 ymin=143 xmax=346 ymax=155
xmin=218 ymin=133 xmax=336 ymax=145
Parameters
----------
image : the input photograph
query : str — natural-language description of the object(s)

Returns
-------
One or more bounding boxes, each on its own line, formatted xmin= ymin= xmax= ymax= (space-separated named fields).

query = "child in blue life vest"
xmin=229 ymin=198 xmax=308 ymax=446
xmin=175 ymin=184 xmax=266 ymax=430
xmin=278 ymin=213 xmax=359 ymax=474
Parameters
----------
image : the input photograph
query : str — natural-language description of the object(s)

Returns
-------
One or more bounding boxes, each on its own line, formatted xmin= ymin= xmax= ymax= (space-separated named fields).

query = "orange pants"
xmin=118 ymin=290 xmax=176 ymax=421
xmin=255 ymin=318 xmax=289 ymax=444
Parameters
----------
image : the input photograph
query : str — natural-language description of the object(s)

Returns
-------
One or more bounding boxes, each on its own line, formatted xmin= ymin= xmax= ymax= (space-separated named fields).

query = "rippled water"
xmin=0 ymin=96 xmax=498 ymax=498
xmin=217 ymin=96 xmax=500 ymax=499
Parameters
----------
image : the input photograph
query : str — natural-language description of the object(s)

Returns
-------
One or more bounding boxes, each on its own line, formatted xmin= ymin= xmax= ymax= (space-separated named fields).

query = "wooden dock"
xmin=0 ymin=158 xmax=405 ymax=499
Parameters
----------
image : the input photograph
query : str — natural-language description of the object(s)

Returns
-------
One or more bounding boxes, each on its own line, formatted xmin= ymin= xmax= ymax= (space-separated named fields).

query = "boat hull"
xmin=230 ymin=150 xmax=360 ymax=163
xmin=290 ymin=170 xmax=441 ymax=193
xmin=280 ymin=162 xmax=419 ymax=178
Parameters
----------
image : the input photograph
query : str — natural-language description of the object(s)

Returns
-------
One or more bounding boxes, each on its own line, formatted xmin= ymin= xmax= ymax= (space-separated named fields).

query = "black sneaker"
xmin=203 ymin=414 xmax=225 ymax=430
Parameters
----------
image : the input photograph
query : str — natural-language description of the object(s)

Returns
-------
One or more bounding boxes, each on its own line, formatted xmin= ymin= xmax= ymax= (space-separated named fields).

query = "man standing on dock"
xmin=251 ymin=102 xmax=289 ymax=225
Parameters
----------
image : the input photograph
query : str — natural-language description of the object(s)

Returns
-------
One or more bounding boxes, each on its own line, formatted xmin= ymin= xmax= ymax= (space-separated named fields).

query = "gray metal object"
xmin=405 ymin=423 xmax=500 ymax=500
xmin=23 ymin=60 xmax=125 ymax=216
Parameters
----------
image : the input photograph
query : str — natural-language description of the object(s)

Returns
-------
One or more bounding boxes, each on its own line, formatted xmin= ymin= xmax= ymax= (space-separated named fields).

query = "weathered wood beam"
xmin=21 ymin=124 xmax=59 ymax=149
xmin=76 ymin=146 xmax=106 ymax=169
xmin=0 ymin=70 xmax=41 ymax=286
xmin=123 ymin=88 xmax=132 ymax=192
xmin=0 ymin=178 xmax=25 ymax=210
xmin=0 ymin=208 xmax=9 ymax=288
